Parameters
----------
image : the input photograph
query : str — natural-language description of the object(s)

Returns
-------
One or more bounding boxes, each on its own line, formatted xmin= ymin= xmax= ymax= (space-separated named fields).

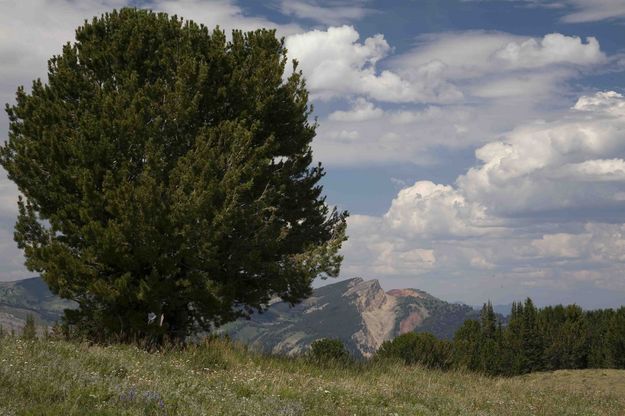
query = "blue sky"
xmin=1 ymin=0 xmax=625 ymax=308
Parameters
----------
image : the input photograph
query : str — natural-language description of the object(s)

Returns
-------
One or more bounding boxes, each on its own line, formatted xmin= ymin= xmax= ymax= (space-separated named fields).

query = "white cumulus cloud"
xmin=493 ymin=33 xmax=604 ymax=68
xmin=383 ymin=181 xmax=499 ymax=239
xmin=277 ymin=0 xmax=373 ymax=25
xmin=285 ymin=25 xmax=463 ymax=103
xmin=561 ymin=0 xmax=625 ymax=23
xmin=458 ymin=91 xmax=625 ymax=216
xmin=329 ymin=98 xmax=384 ymax=122
xmin=340 ymin=91 xmax=625 ymax=305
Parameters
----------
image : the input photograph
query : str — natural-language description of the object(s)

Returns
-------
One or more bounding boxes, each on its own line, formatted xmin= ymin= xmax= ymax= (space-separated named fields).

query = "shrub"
xmin=308 ymin=338 xmax=351 ymax=364
xmin=376 ymin=332 xmax=452 ymax=369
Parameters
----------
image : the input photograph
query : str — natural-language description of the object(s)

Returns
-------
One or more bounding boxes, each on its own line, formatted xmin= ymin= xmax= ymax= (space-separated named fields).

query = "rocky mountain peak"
xmin=387 ymin=288 xmax=428 ymax=299
xmin=343 ymin=278 xmax=387 ymax=312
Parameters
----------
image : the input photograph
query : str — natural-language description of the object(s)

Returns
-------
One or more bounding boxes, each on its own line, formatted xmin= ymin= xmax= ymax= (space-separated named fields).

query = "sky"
xmin=1 ymin=0 xmax=625 ymax=308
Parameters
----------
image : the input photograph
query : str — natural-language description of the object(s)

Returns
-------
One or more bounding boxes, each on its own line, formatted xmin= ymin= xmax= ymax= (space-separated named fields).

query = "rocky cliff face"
xmin=222 ymin=277 xmax=478 ymax=358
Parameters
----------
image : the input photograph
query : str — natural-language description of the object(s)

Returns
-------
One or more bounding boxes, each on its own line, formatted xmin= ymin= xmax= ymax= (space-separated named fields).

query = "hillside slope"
xmin=0 ymin=337 xmax=623 ymax=415
xmin=0 ymin=277 xmax=75 ymax=331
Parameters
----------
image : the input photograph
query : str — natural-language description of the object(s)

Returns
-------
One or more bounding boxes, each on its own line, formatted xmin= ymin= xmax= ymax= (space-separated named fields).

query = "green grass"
xmin=0 ymin=336 xmax=623 ymax=415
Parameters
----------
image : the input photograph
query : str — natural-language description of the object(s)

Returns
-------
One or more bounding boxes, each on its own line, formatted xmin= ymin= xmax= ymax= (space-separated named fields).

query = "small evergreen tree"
xmin=453 ymin=320 xmax=482 ymax=371
xmin=609 ymin=307 xmax=625 ymax=368
xmin=586 ymin=309 xmax=614 ymax=368
xmin=480 ymin=301 xmax=497 ymax=339
xmin=21 ymin=314 xmax=37 ymax=340
xmin=498 ymin=301 xmax=525 ymax=375
xmin=520 ymin=298 xmax=543 ymax=373
xmin=477 ymin=301 xmax=502 ymax=374
xmin=559 ymin=305 xmax=588 ymax=369
xmin=541 ymin=305 xmax=567 ymax=370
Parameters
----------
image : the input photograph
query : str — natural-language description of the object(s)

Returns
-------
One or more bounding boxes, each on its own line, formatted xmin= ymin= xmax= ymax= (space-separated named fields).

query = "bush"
xmin=308 ymin=338 xmax=351 ymax=364
xmin=376 ymin=332 xmax=452 ymax=369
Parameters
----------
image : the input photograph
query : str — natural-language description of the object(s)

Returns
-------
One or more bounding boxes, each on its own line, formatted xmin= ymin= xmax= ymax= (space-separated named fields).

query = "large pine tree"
xmin=0 ymin=8 xmax=347 ymax=342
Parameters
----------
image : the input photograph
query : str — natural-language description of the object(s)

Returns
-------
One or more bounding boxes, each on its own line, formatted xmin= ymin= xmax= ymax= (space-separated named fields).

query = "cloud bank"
xmin=342 ymin=91 xmax=625 ymax=306
xmin=309 ymin=29 xmax=608 ymax=166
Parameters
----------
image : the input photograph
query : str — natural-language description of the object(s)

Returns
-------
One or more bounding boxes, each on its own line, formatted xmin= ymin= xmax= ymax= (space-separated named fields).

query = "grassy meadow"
xmin=1 ymin=336 xmax=624 ymax=415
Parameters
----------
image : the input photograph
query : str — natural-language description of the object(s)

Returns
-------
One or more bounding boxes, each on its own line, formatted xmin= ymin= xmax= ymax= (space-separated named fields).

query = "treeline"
xmin=4 ymin=301 xmax=624 ymax=378
xmin=375 ymin=299 xmax=625 ymax=376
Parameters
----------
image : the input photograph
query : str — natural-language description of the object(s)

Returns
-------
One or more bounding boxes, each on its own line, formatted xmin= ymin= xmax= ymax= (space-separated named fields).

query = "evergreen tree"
xmin=609 ymin=307 xmax=625 ymax=368
xmin=453 ymin=319 xmax=483 ymax=371
xmin=541 ymin=305 xmax=567 ymax=370
xmin=480 ymin=301 xmax=497 ymax=339
xmin=558 ymin=305 xmax=588 ymax=369
xmin=520 ymin=298 xmax=543 ymax=373
xmin=499 ymin=301 xmax=525 ymax=375
xmin=22 ymin=314 xmax=37 ymax=340
xmin=589 ymin=309 xmax=617 ymax=368
xmin=0 ymin=8 xmax=347 ymax=343
xmin=478 ymin=301 xmax=501 ymax=374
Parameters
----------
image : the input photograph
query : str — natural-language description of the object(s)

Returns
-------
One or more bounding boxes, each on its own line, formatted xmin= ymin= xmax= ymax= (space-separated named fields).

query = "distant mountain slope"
xmin=1 ymin=277 xmax=479 ymax=356
xmin=221 ymin=277 xmax=479 ymax=358
xmin=0 ymin=277 xmax=75 ymax=330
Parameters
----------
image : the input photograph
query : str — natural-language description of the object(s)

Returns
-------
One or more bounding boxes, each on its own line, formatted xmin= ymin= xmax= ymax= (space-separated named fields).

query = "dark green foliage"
xmin=451 ymin=302 xmax=503 ymax=374
xmin=21 ymin=314 xmax=37 ymax=340
xmin=520 ymin=298 xmax=543 ymax=373
xmin=541 ymin=305 xmax=588 ymax=370
xmin=586 ymin=309 xmax=615 ymax=368
xmin=377 ymin=299 xmax=625 ymax=377
xmin=308 ymin=338 xmax=351 ymax=364
xmin=610 ymin=308 xmax=625 ymax=368
xmin=480 ymin=301 xmax=497 ymax=339
xmin=377 ymin=332 xmax=453 ymax=369
xmin=453 ymin=319 xmax=482 ymax=371
xmin=0 ymin=324 xmax=4 ymax=338
xmin=0 ymin=8 xmax=347 ymax=343
xmin=448 ymin=299 xmax=625 ymax=376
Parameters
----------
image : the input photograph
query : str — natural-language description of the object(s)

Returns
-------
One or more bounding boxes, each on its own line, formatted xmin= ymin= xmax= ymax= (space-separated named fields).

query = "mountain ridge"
xmin=0 ymin=277 xmax=76 ymax=331
xmin=0 ymin=276 xmax=479 ymax=357
xmin=221 ymin=276 xmax=479 ymax=357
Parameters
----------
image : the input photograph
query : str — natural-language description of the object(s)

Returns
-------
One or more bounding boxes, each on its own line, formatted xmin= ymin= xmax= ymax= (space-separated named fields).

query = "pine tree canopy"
xmin=0 ymin=8 xmax=348 ymax=342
